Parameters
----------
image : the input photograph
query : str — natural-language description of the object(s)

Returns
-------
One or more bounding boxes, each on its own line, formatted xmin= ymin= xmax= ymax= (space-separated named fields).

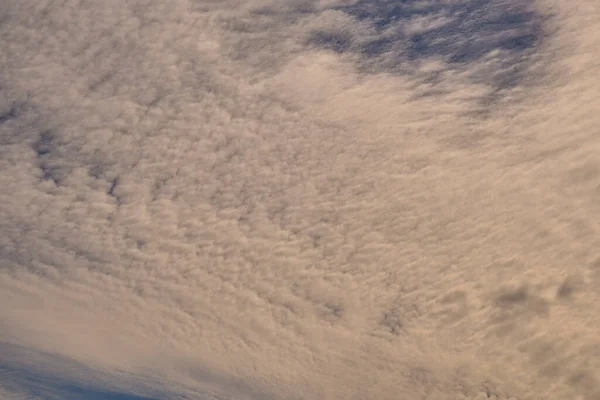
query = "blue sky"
xmin=0 ymin=342 xmax=167 ymax=400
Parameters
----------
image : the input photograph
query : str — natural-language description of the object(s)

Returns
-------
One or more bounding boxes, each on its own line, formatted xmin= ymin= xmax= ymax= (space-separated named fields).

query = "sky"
xmin=0 ymin=0 xmax=599 ymax=399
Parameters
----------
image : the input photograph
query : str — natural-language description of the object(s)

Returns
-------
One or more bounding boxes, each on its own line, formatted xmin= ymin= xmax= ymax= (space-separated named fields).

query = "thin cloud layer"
xmin=1 ymin=0 xmax=599 ymax=399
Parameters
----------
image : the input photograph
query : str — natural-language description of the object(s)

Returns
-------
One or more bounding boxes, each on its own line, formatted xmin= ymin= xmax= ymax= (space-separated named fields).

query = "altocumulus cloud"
xmin=1 ymin=0 xmax=599 ymax=399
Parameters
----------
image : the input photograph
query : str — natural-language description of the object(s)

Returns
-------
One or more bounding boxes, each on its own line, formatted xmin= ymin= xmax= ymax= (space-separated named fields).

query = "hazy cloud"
xmin=1 ymin=0 xmax=599 ymax=399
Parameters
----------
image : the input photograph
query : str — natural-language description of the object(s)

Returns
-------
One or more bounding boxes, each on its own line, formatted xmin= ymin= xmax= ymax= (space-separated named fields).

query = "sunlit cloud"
xmin=1 ymin=0 xmax=599 ymax=399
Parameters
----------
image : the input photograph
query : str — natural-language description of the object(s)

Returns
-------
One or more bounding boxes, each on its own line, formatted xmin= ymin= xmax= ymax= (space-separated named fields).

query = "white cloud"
xmin=1 ymin=0 xmax=599 ymax=399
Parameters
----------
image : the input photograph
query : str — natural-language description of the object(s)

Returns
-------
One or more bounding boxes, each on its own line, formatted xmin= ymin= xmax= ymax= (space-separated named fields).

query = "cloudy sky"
xmin=0 ymin=0 xmax=599 ymax=399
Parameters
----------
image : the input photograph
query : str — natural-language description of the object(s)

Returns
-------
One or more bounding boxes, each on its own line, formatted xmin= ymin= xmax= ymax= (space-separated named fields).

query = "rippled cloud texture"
xmin=1 ymin=0 xmax=599 ymax=399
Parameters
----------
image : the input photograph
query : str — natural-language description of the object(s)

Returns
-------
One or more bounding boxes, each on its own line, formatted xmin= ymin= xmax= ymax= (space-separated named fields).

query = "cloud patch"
xmin=1 ymin=0 xmax=600 ymax=399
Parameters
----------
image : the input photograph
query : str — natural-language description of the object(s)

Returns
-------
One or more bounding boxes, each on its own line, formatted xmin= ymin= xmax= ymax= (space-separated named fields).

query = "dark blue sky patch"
xmin=308 ymin=30 xmax=353 ymax=53
xmin=32 ymin=130 xmax=54 ymax=157
xmin=308 ymin=0 xmax=546 ymax=91
xmin=0 ymin=366 xmax=162 ymax=400
xmin=48 ymin=385 xmax=161 ymax=400
xmin=330 ymin=0 xmax=543 ymax=59
xmin=1 ymin=373 xmax=162 ymax=400
xmin=0 ymin=343 xmax=168 ymax=400
xmin=0 ymin=342 xmax=265 ymax=400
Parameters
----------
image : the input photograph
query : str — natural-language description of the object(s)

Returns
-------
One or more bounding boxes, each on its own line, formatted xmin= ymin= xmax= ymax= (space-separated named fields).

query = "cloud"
xmin=1 ymin=0 xmax=599 ymax=399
